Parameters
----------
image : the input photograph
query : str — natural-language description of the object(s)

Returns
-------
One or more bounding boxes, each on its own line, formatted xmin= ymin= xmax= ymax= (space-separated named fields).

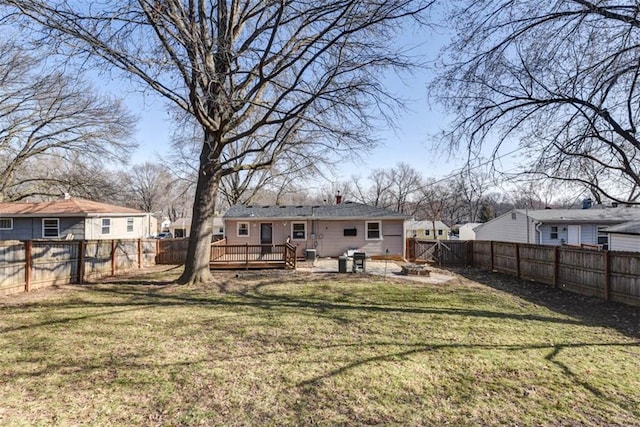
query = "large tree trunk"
xmin=177 ymin=135 xmax=220 ymax=285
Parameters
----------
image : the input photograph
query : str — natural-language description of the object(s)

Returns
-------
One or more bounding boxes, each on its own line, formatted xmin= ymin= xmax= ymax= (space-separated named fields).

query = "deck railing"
xmin=209 ymin=240 xmax=297 ymax=269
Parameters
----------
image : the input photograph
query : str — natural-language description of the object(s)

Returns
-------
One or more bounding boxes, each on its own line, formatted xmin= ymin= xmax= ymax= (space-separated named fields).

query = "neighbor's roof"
xmin=0 ymin=198 xmax=146 ymax=217
xmin=516 ymin=207 xmax=640 ymax=223
xmin=223 ymin=201 xmax=410 ymax=220
xmin=406 ymin=220 xmax=450 ymax=230
xmin=603 ymin=221 xmax=640 ymax=235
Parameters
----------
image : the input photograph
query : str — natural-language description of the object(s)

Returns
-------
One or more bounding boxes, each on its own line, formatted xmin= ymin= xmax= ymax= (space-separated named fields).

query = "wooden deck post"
xmin=25 ymin=240 xmax=32 ymax=292
xmin=245 ymin=243 xmax=249 ymax=269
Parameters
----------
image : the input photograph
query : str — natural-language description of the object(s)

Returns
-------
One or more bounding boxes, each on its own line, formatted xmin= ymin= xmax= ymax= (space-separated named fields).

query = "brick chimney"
xmin=336 ymin=191 xmax=342 ymax=204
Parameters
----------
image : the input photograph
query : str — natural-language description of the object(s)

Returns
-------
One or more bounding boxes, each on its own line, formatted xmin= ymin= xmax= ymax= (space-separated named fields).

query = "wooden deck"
xmin=209 ymin=241 xmax=297 ymax=270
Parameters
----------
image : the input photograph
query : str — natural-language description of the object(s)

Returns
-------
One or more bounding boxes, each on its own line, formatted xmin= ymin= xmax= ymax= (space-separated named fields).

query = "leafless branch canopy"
xmin=431 ymin=0 xmax=640 ymax=203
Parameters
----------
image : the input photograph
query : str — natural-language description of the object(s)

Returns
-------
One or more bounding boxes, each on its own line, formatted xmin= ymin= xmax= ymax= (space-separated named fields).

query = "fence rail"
xmin=406 ymin=238 xmax=640 ymax=307
xmin=0 ymin=239 xmax=156 ymax=297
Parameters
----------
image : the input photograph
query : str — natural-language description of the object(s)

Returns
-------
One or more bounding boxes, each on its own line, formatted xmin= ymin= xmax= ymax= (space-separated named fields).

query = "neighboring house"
xmin=0 ymin=197 xmax=150 ymax=240
xmin=474 ymin=207 xmax=640 ymax=248
xmin=458 ymin=223 xmax=483 ymax=241
xmin=223 ymin=201 xmax=410 ymax=258
xmin=604 ymin=221 xmax=640 ymax=252
xmin=405 ymin=220 xmax=450 ymax=240
xmin=167 ymin=217 xmax=225 ymax=240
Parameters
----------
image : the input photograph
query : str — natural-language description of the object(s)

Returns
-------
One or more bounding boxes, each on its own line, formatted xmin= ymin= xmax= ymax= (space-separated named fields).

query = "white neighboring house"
xmin=405 ymin=220 xmax=450 ymax=240
xmin=474 ymin=207 xmax=640 ymax=248
xmin=604 ymin=221 xmax=640 ymax=252
xmin=458 ymin=223 xmax=482 ymax=240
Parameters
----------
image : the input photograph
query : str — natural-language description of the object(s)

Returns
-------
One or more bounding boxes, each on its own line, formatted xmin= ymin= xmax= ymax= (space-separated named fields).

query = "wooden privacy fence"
xmin=0 ymin=239 xmax=157 ymax=296
xmin=406 ymin=238 xmax=640 ymax=307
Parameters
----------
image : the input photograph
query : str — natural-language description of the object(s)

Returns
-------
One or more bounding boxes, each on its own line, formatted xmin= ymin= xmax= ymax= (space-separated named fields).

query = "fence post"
xmin=78 ymin=240 xmax=85 ymax=285
xmin=603 ymin=250 xmax=610 ymax=301
xmin=553 ymin=246 xmax=559 ymax=288
xmin=515 ymin=243 xmax=520 ymax=279
xmin=490 ymin=241 xmax=494 ymax=271
xmin=137 ymin=239 xmax=142 ymax=269
xmin=25 ymin=240 xmax=32 ymax=292
xmin=466 ymin=241 xmax=474 ymax=267
xmin=111 ymin=239 xmax=116 ymax=275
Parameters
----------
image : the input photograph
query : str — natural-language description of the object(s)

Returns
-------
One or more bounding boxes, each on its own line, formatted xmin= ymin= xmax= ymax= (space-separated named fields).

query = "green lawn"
xmin=0 ymin=266 xmax=638 ymax=426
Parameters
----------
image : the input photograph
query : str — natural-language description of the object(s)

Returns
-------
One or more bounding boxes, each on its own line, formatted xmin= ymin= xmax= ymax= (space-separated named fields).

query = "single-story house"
xmin=167 ymin=217 xmax=225 ymax=240
xmin=223 ymin=201 xmax=410 ymax=258
xmin=474 ymin=207 xmax=640 ymax=248
xmin=405 ymin=220 xmax=450 ymax=240
xmin=458 ymin=222 xmax=482 ymax=240
xmin=0 ymin=197 xmax=151 ymax=240
xmin=603 ymin=221 xmax=640 ymax=252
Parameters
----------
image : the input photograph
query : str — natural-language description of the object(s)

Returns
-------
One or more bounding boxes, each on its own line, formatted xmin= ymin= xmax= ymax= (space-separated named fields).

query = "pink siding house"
xmin=223 ymin=201 xmax=410 ymax=259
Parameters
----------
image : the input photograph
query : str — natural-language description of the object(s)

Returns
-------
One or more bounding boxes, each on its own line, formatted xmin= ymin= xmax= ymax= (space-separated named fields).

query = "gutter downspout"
xmin=534 ymin=221 xmax=542 ymax=244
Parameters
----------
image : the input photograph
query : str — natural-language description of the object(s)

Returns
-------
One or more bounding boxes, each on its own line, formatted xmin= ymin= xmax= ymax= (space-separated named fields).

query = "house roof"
xmin=0 ymin=198 xmax=146 ymax=217
xmin=603 ymin=221 xmax=640 ymax=235
xmin=516 ymin=207 xmax=640 ymax=223
xmin=223 ymin=201 xmax=410 ymax=220
xmin=406 ymin=220 xmax=450 ymax=230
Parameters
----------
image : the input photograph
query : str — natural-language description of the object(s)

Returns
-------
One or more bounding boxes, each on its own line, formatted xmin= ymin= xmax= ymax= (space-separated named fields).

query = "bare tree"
xmin=126 ymin=162 xmax=175 ymax=213
xmin=8 ymin=1 xmax=435 ymax=283
xmin=431 ymin=1 xmax=640 ymax=204
xmin=0 ymin=40 xmax=134 ymax=202
xmin=387 ymin=162 xmax=423 ymax=214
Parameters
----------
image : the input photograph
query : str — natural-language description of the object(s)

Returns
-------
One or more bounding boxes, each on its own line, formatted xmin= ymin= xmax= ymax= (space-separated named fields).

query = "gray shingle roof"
xmin=516 ymin=208 xmax=640 ymax=223
xmin=223 ymin=201 xmax=410 ymax=220
xmin=603 ymin=221 xmax=640 ymax=235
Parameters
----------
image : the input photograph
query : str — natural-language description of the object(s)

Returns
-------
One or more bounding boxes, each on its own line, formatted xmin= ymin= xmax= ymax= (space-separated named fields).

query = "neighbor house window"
xmin=438 ymin=229 xmax=443 ymax=236
xmin=291 ymin=222 xmax=306 ymax=240
xmin=42 ymin=218 xmax=59 ymax=238
xmin=425 ymin=229 xmax=430 ymax=236
xmin=102 ymin=218 xmax=111 ymax=235
xmin=550 ymin=226 xmax=558 ymax=240
xmin=127 ymin=217 xmax=134 ymax=233
xmin=511 ymin=212 xmax=517 ymax=220
xmin=0 ymin=218 xmax=12 ymax=230
xmin=366 ymin=221 xmax=381 ymax=240
xmin=237 ymin=222 xmax=249 ymax=237
xmin=597 ymin=226 xmax=609 ymax=249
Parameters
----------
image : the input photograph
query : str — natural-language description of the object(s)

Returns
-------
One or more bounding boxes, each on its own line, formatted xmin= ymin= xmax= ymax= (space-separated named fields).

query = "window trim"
xmin=597 ymin=226 xmax=609 ymax=248
xmin=237 ymin=222 xmax=250 ymax=237
xmin=42 ymin=218 xmax=60 ymax=238
xmin=291 ymin=222 xmax=306 ymax=240
xmin=365 ymin=221 xmax=382 ymax=240
xmin=126 ymin=217 xmax=134 ymax=233
xmin=0 ymin=218 xmax=13 ymax=230
xmin=550 ymin=225 xmax=559 ymax=240
xmin=101 ymin=218 xmax=111 ymax=235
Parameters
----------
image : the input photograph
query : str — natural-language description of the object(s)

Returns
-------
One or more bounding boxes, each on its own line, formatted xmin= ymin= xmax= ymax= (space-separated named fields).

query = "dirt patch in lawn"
xmin=451 ymin=267 xmax=640 ymax=339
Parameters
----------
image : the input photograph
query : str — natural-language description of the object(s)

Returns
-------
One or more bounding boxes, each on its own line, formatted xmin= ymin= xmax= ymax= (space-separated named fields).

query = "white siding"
xmin=609 ymin=234 xmax=640 ymax=252
xmin=475 ymin=211 xmax=535 ymax=243
xmin=85 ymin=216 xmax=147 ymax=239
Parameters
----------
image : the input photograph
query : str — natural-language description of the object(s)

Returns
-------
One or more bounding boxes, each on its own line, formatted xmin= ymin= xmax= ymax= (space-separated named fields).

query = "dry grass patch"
xmin=0 ymin=266 xmax=638 ymax=426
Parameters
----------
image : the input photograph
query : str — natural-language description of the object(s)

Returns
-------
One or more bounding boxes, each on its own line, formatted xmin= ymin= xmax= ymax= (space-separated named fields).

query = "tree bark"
xmin=177 ymin=134 xmax=220 ymax=285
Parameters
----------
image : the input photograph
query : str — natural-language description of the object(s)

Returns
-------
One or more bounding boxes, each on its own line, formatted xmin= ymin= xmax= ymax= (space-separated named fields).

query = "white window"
xmin=550 ymin=226 xmax=558 ymax=240
xmin=0 ymin=218 xmax=12 ymax=230
xmin=102 ymin=218 xmax=111 ymax=235
xmin=597 ymin=226 xmax=609 ymax=249
xmin=42 ymin=218 xmax=59 ymax=238
xmin=511 ymin=212 xmax=517 ymax=220
xmin=425 ymin=229 xmax=430 ymax=236
xmin=237 ymin=222 xmax=249 ymax=237
xmin=366 ymin=221 xmax=382 ymax=240
xmin=438 ymin=229 xmax=443 ymax=236
xmin=291 ymin=222 xmax=306 ymax=240
xmin=127 ymin=218 xmax=134 ymax=233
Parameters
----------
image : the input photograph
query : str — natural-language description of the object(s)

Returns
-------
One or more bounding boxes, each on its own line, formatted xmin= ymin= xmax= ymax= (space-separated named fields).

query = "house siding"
xmin=85 ymin=216 xmax=147 ymax=239
xmin=475 ymin=211 xmax=535 ymax=243
xmin=609 ymin=234 xmax=640 ymax=252
xmin=225 ymin=218 xmax=405 ymax=258
xmin=0 ymin=217 xmax=85 ymax=240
